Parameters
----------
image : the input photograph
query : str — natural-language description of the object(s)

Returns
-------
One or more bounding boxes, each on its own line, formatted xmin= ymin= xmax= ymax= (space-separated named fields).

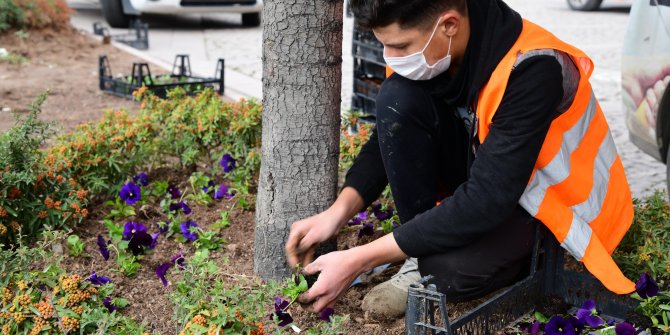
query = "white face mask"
xmin=383 ymin=18 xmax=452 ymax=81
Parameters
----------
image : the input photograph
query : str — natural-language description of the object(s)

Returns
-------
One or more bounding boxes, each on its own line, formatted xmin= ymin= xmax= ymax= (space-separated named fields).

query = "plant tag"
xmin=290 ymin=324 xmax=301 ymax=333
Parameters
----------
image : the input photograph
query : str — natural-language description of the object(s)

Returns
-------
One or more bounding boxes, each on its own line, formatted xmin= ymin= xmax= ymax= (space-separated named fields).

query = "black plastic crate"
xmin=98 ymin=54 xmax=224 ymax=99
xmin=354 ymin=57 xmax=387 ymax=81
xmin=352 ymin=39 xmax=385 ymax=68
xmin=351 ymin=92 xmax=377 ymax=117
xmin=406 ymin=224 xmax=638 ymax=335
xmin=351 ymin=78 xmax=382 ymax=117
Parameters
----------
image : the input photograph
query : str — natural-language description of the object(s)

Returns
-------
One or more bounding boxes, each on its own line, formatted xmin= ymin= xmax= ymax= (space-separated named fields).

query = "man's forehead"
xmin=373 ymin=23 xmax=421 ymax=46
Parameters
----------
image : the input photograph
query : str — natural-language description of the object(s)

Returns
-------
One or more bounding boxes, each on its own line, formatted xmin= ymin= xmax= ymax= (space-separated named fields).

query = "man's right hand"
xmin=285 ymin=210 xmax=342 ymax=269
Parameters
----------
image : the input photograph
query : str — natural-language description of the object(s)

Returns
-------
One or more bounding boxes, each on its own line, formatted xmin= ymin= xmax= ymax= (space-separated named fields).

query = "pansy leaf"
xmin=534 ymin=311 xmax=549 ymax=323
xmin=297 ymin=275 xmax=308 ymax=292
xmin=112 ymin=298 xmax=129 ymax=308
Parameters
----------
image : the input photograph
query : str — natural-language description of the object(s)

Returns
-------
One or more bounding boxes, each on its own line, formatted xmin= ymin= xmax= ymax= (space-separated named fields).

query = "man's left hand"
xmin=297 ymin=248 xmax=364 ymax=312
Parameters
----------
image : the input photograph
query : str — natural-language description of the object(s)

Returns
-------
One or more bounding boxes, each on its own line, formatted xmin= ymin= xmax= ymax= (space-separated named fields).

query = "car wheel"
xmin=100 ymin=0 xmax=131 ymax=28
xmin=567 ymin=0 xmax=603 ymax=11
xmin=242 ymin=12 xmax=261 ymax=27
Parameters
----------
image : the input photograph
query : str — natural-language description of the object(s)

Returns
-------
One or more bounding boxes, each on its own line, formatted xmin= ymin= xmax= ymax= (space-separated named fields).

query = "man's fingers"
xmin=285 ymin=228 xmax=307 ymax=267
xmin=302 ymin=257 xmax=321 ymax=275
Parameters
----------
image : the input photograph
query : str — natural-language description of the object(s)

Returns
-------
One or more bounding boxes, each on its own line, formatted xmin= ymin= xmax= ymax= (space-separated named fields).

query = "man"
xmin=285 ymin=0 xmax=636 ymax=317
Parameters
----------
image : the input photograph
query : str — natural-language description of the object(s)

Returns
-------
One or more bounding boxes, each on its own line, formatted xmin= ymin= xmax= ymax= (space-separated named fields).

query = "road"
xmin=67 ymin=0 xmax=667 ymax=198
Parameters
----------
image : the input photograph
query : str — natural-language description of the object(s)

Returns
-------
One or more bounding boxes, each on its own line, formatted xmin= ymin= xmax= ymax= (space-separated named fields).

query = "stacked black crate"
xmin=351 ymin=21 xmax=386 ymax=119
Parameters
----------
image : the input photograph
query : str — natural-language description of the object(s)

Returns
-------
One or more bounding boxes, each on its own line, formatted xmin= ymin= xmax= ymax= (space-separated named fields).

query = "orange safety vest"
xmin=476 ymin=19 xmax=635 ymax=294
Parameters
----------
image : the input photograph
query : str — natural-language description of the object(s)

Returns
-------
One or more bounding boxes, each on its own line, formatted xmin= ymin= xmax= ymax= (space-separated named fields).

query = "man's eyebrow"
xmin=384 ymin=41 xmax=409 ymax=48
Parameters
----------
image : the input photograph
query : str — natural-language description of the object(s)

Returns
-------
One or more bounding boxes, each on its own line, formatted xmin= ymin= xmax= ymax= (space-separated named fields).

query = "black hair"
xmin=350 ymin=0 xmax=467 ymax=30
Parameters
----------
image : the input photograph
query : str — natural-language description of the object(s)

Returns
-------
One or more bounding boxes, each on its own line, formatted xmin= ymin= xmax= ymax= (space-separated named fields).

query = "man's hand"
xmin=297 ymin=248 xmax=364 ymax=312
xmin=285 ymin=210 xmax=342 ymax=269
xmin=296 ymin=234 xmax=408 ymax=313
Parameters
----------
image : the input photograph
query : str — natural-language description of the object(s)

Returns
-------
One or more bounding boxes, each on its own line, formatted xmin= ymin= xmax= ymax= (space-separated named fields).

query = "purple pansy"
xmin=119 ymin=182 xmax=141 ymax=205
xmin=123 ymin=222 xmax=153 ymax=255
xmin=348 ymin=211 xmax=367 ymax=226
xmin=169 ymin=201 xmax=192 ymax=215
xmin=87 ymin=271 xmax=111 ymax=286
xmin=615 ymin=322 xmax=637 ymax=335
xmin=358 ymin=222 xmax=375 ymax=238
xmin=544 ymin=315 xmax=577 ymax=335
xmin=167 ymin=184 xmax=181 ymax=199
xmin=156 ymin=263 xmax=172 ymax=287
xmin=576 ymin=299 xmax=603 ymax=327
xmin=319 ymin=307 xmax=335 ymax=322
xmin=132 ymin=172 xmax=149 ymax=187
xmin=636 ymin=273 xmax=659 ymax=299
xmin=171 ymin=251 xmax=186 ymax=269
xmin=180 ymin=220 xmax=199 ymax=242
xmin=372 ymin=203 xmax=394 ymax=221
xmin=520 ymin=321 xmax=541 ymax=335
xmin=97 ymin=235 xmax=110 ymax=261
xmin=214 ymin=184 xmax=235 ymax=200
xmin=270 ymin=297 xmax=293 ymax=327
xmin=102 ymin=297 xmax=116 ymax=312
xmin=123 ymin=221 xmax=147 ymax=240
xmin=202 ymin=180 xmax=215 ymax=193
xmin=220 ymin=153 xmax=237 ymax=173
xmin=150 ymin=232 xmax=160 ymax=249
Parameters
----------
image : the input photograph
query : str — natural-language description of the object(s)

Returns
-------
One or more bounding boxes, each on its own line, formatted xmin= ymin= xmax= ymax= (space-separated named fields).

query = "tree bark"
xmin=254 ymin=0 xmax=343 ymax=281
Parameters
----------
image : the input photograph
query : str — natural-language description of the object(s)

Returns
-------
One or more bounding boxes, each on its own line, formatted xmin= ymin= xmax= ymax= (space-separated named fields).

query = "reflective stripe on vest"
xmin=475 ymin=19 xmax=635 ymax=294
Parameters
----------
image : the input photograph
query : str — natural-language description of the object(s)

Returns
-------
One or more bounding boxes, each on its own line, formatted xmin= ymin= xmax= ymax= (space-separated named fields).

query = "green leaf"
xmin=67 ymin=235 xmax=80 ymax=245
xmin=113 ymin=297 xmax=129 ymax=308
xmin=534 ymin=311 xmax=549 ymax=323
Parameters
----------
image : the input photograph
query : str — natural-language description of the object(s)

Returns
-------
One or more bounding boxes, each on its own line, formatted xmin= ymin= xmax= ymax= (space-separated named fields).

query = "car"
xmin=567 ymin=0 xmax=631 ymax=11
xmin=100 ymin=0 xmax=263 ymax=28
xmin=622 ymin=0 xmax=670 ymax=190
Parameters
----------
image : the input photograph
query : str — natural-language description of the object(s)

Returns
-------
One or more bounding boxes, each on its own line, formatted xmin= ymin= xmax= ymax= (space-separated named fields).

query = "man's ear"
xmin=440 ymin=12 xmax=460 ymax=37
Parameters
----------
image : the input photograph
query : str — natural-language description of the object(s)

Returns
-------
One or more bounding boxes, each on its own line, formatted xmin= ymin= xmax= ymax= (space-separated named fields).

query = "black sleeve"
xmin=392 ymin=55 xmax=565 ymax=257
xmin=341 ymin=126 xmax=389 ymax=208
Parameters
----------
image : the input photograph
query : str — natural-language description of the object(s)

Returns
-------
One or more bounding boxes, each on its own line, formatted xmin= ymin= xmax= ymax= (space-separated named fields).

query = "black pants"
xmin=375 ymin=74 xmax=535 ymax=302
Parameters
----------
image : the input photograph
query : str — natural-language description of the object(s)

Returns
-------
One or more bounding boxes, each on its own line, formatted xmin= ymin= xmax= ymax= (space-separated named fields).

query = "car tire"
xmin=567 ymin=0 xmax=603 ymax=11
xmin=242 ymin=12 xmax=261 ymax=27
xmin=100 ymin=0 xmax=131 ymax=28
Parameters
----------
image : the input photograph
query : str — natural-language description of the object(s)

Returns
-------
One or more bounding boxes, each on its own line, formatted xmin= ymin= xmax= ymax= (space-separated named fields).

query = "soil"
xmin=0 ymin=27 xmax=145 ymax=133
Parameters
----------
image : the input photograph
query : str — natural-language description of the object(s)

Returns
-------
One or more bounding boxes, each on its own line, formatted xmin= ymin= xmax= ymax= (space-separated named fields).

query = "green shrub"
xmin=51 ymin=109 xmax=155 ymax=196
xmin=614 ymin=190 xmax=670 ymax=290
xmin=0 ymin=94 xmax=87 ymax=244
xmin=137 ymin=87 xmax=262 ymax=194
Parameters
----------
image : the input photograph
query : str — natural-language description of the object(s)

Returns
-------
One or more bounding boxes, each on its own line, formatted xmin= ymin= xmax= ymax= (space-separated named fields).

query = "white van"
xmin=100 ymin=0 xmax=263 ymax=28
xmin=622 ymin=0 xmax=670 ymax=189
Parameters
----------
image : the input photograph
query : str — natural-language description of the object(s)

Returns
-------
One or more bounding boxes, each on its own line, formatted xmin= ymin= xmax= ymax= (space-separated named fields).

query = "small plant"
xmin=0 ymin=51 xmax=29 ymax=65
xmin=67 ymin=234 xmax=85 ymax=256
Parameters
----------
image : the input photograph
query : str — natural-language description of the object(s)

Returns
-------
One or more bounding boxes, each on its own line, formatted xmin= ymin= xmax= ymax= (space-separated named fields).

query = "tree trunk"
xmin=254 ymin=0 xmax=343 ymax=281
